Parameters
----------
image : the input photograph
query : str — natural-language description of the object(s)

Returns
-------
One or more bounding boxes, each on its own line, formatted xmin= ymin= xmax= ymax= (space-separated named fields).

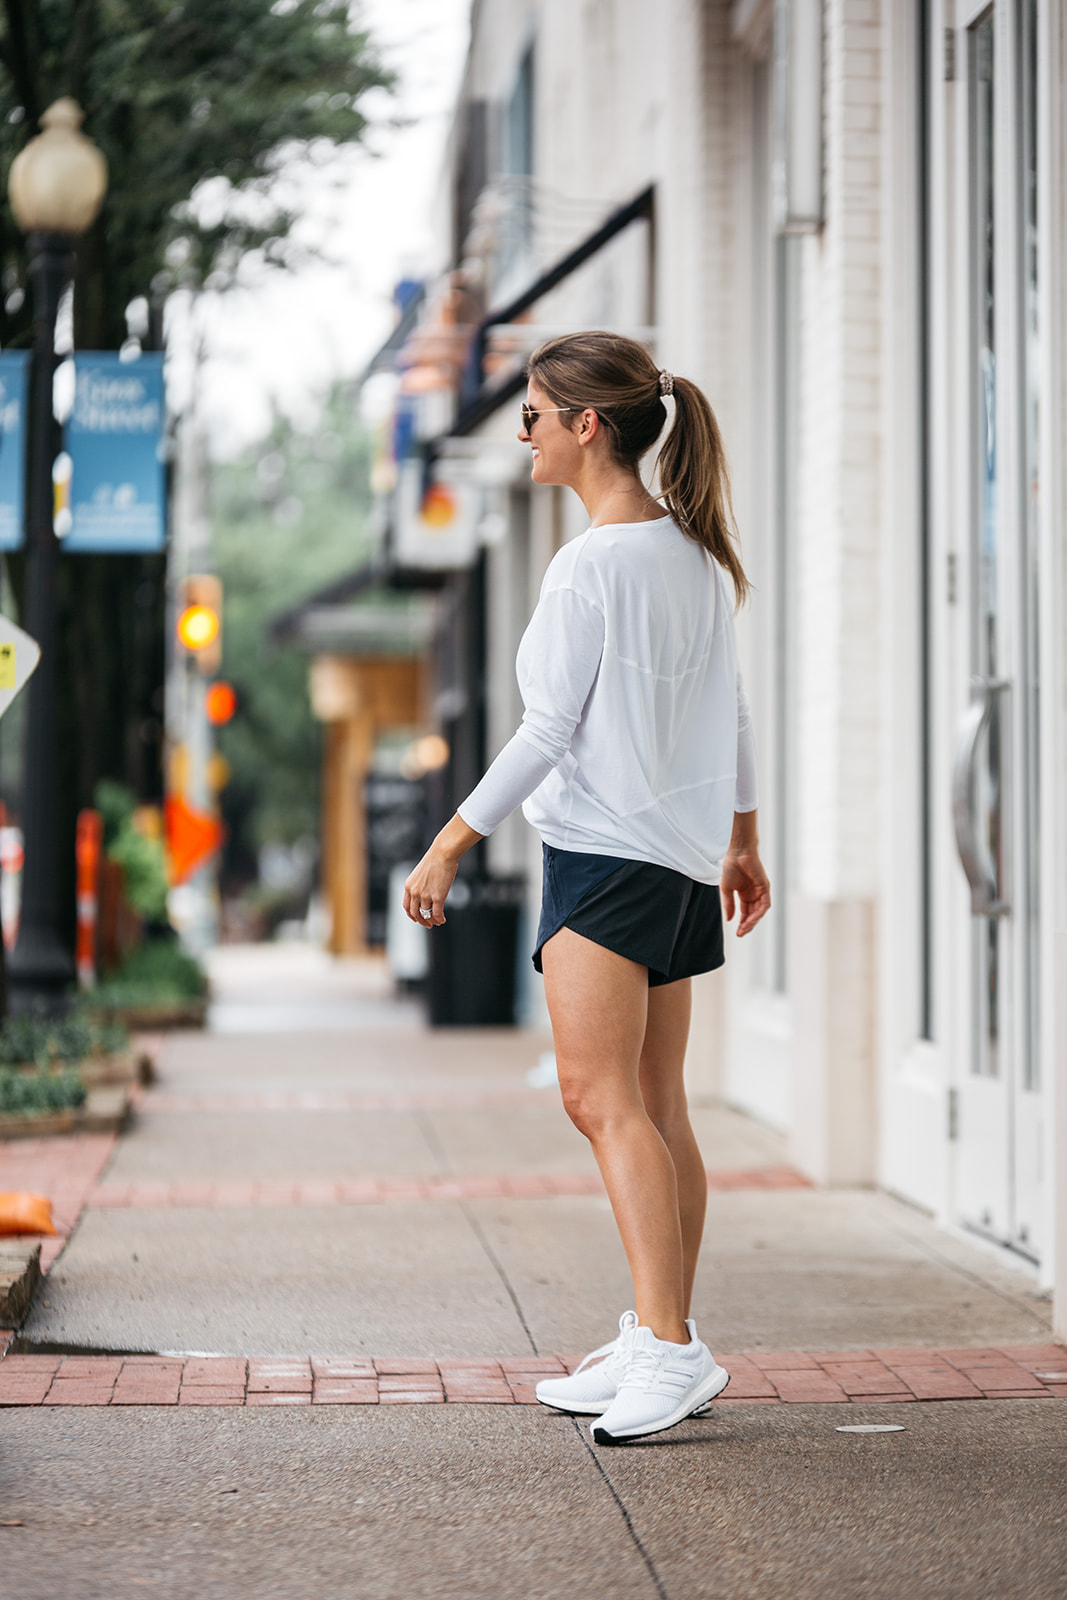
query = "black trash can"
xmin=428 ymin=875 xmax=524 ymax=1026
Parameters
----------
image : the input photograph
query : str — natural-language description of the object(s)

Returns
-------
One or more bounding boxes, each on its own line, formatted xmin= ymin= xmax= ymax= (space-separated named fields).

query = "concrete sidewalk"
xmin=1 ymin=944 xmax=1064 ymax=1599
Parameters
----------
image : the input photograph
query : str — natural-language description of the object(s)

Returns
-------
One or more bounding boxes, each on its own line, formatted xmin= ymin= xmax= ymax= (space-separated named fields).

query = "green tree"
xmin=209 ymin=385 xmax=375 ymax=891
xmin=0 ymin=0 xmax=392 ymax=348
xmin=0 ymin=0 xmax=391 ymax=949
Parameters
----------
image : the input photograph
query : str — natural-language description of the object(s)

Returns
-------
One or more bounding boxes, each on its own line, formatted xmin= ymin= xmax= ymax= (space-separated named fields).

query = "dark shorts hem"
xmin=533 ymin=847 xmax=724 ymax=988
xmin=537 ymin=922 xmax=724 ymax=987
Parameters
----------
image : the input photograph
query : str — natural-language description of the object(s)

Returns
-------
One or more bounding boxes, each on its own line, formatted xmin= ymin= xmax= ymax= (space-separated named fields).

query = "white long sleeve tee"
xmin=458 ymin=515 xmax=757 ymax=886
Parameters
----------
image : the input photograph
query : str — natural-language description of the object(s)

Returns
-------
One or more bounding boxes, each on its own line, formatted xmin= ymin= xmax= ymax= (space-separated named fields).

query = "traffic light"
xmin=205 ymin=680 xmax=237 ymax=726
xmin=177 ymin=574 xmax=222 ymax=675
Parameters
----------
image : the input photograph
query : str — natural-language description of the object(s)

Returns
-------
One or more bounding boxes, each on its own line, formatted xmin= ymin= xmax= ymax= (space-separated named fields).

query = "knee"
xmin=559 ymin=1078 xmax=602 ymax=1139
xmin=559 ymin=1070 xmax=629 ymax=1141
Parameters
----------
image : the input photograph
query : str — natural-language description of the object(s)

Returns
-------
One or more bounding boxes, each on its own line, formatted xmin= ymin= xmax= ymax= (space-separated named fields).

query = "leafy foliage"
xmin=0 ymin=1065 xmax=86 ymax=1114
xmin=0 ymin=1004 xmax=127 ymax=1067
xmin=0 ymin=0 xmax=393 ymax=347
xmin=92 ymin=936 xmax=207 ymax=1008
xmin=93 ymin=778 xmax=169 ymax=921
xmin=209 ymin=385 xmax=376 ymax=883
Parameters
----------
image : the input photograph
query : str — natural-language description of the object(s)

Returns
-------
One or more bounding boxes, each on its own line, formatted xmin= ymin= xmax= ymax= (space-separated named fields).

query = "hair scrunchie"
xmin=658 ymin=370 xmax=674 ymax=397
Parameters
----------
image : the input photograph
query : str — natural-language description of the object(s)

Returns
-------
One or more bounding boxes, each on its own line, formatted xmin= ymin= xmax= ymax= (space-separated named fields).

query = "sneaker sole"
xmin=590 ymin=1366 xmax=730 ymax=1444
xmin=535 ymin=1391 xmax=611 ymax=1416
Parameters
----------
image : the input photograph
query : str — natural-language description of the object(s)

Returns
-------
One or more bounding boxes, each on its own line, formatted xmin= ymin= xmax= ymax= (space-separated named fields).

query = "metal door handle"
xmin=951 ymin=677 xmax=1010 ymax=916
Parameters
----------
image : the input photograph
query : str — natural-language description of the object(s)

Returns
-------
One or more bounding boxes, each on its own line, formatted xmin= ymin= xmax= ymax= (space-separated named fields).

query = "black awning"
xmin=359 ymin=283 xmax=428 ymax=385
xmin=267 ymin=557 xmax=448 ymax=647
xmin=450 ymin=184 xmax=655 ymax=437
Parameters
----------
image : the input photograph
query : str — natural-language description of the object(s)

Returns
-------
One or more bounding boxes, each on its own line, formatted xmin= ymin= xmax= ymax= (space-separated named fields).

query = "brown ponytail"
xmin=527 ymin=331 xmax=750 ymax=606
xmin=656 ymin=376 xmax=750 ymax=606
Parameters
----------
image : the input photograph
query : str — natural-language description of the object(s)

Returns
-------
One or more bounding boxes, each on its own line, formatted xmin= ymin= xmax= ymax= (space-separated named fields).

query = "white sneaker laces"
xmin=623 ymin=1345 xmax=665 ymax=1391
xmin=621 ymin=1335 xmax=697 ymax=1393
xmin=574 ymin=1310 xmax=639 ymax=1377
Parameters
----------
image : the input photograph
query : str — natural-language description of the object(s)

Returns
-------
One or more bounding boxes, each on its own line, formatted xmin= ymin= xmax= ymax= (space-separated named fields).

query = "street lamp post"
xmin=6 ymin=99 xmax=107 ymax=1007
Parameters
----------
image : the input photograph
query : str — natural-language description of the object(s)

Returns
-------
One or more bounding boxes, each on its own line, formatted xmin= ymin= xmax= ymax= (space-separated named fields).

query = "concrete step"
xmin=0 ymin=1241 xmax=41 ymax=1325
xmin=82 ymin=1086 xmax=131 ymax=1135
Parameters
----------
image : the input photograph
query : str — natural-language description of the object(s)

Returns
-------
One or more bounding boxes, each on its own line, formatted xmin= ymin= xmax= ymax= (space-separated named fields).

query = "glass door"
xmin=948 ymin=0 xmax=1042 ymax=1262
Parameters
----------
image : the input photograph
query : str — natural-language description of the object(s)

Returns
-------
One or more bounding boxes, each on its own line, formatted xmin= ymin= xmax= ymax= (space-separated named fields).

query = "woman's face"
xmin=518 ymin=380 xmax=585 ymax=486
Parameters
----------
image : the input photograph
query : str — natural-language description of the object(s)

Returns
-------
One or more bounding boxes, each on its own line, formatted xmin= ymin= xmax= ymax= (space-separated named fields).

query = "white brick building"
xmin=379 ymin=0 xmax=1067 ymax=1337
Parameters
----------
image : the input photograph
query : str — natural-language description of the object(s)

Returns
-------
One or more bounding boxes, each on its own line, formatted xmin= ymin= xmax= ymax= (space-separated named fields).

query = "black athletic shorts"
xmin=532 ymin=844 xmax=724 ymax=988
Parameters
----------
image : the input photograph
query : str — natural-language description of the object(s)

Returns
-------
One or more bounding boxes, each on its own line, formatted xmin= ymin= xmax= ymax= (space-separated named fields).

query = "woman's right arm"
xmin=404 ymin=584 xmax=605 ymax=926
xmin=458 ymin=583 xmax=605 ymax=833
xmin=456 ymin=735 xmax=556 ymax=838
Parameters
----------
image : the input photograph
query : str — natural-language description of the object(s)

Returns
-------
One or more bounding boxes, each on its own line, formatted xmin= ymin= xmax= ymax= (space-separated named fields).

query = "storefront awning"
xmin=447 ymin=183 xmax=655 ymax=438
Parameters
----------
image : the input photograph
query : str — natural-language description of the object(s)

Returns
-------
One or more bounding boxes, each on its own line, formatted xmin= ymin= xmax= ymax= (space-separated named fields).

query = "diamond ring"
xmin=419 ymin=907 xmax=433 ymax=921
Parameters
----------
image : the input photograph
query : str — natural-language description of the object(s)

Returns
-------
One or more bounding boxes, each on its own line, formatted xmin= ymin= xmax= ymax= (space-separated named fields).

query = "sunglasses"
xmin=520 ymin=403 xmax=576 ymax=432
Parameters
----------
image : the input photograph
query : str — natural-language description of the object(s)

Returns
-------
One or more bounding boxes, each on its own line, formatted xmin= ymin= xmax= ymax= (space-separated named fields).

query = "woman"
xmin=403 ymin=331 xmax=770 ymax=1444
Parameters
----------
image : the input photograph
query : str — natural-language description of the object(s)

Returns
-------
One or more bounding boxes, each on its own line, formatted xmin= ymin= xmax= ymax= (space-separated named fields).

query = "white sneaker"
xmin=591 ymin=1320 xmax=730 ymax=1444
xmin=535 ymin=1310 xmax=639 ymax=1416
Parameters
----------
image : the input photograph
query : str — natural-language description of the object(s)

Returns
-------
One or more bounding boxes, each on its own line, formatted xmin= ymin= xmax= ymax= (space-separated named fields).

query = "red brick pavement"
xmin=3 ymin=1128 xmax=1062 ymax=1414
xmin=85 ymin=1166 xmax=810 ymax=1210
xmin=0 ymin=1133 xmax=116 ymax=1270
xmin=0 ymin=1344 xmax=1063 ymax=1409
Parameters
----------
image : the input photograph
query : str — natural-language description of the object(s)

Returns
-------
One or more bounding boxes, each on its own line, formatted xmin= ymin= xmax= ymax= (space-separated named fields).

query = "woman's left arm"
xmin=721 ymin=671 xmax=769 ymax=935
xmin=720 ymin=809 xmax=771 ymax=936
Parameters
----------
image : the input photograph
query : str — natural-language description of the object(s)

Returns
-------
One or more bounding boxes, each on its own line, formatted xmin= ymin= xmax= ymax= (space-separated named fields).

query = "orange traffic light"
xmin=205 ymin=680 xmax=237 ymax=726
xmin=177 ymin=604 xmax=219 ymax=651
xmin=178 ymin=575 xmax=222 ymax=674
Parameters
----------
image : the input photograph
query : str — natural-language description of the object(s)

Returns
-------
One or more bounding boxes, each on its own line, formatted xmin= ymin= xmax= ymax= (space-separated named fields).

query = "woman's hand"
xmin=720 ymin=849 xmax=771 ymax=937
xmin=720 ymin=808 xmax=770 ymax=937
xmin=403 ymin=847 xmax=458 ymax=928
xmin=723 ymin=819 xmax=771 ymax=940
xmin=402 ymin=813 xmax=483 ymax=928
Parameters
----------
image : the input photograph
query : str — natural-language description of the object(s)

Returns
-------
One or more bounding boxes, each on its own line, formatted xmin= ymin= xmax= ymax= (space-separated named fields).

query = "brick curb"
xmin=1 ymin=1343 xmax=1064 ymax=1408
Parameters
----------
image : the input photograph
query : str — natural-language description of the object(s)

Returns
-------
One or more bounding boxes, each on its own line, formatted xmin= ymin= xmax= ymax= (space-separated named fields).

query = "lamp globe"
xmin=8 ymin=98 xmax=108 ymax=236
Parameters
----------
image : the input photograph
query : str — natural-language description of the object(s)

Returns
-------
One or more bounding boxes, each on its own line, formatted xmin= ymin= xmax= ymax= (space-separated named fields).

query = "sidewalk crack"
xmin=412 ymin=1110 xmax=451 ymax=1176
xmin=412 ymin=1108 xmax=539 ymax=1355
xmin=571 ymin=1420 xmax=671 ymax=1600
xmin=460 ymin=1202 xmax=539 ymax=1356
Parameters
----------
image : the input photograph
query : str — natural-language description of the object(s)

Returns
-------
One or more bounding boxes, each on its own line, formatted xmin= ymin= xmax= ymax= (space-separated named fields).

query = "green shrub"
xmin=92 ymin=939 xmax=208 ymax=1010
xmin=108 ymin=821 xmax=169 ymax=922
xmin=94 ymin=778 xmax=136 ymax=847
xmin=0 ymin=1007 xmax=128 ymax=1069
xmin=93 ymin=779 xmax=169 ymax=923
xmin=0 ymin=1067 xmax=86 ymax=1116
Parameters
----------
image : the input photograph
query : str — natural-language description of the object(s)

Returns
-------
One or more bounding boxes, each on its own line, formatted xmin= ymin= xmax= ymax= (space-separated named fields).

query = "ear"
xmin=576 ymin=407 xmax=601 ymax=445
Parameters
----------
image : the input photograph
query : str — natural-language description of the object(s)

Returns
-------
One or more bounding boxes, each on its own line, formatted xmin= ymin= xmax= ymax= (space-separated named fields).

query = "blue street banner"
xmin=61 ymin=353 xmax=166 ymax=553
xmin=0 ymin=351 xmax=30 ymax=551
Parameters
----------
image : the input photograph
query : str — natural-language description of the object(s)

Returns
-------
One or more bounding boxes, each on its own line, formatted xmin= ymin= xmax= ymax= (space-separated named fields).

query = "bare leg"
xmin=638 ymin=979 xmax=706 ymax=1318
xmin=541 ymin=927 xmax=689 ymax=1344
